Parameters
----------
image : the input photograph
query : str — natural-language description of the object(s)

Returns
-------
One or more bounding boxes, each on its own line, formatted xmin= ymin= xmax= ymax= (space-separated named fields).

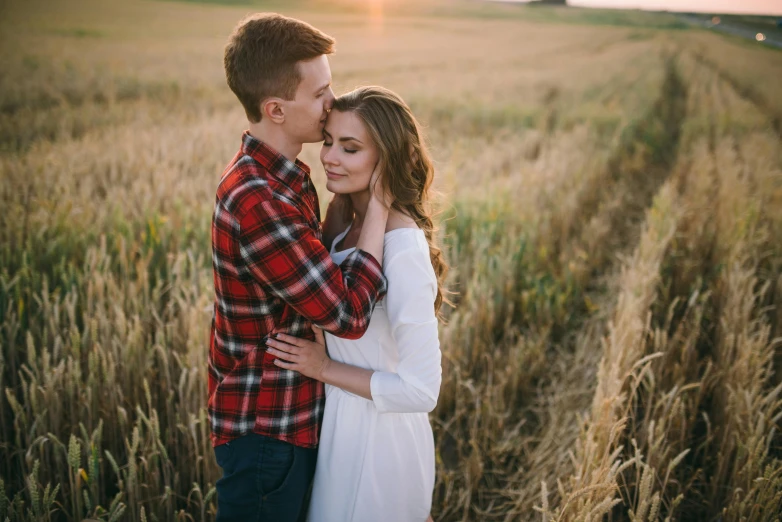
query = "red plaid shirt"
xmin=209 ymin=132 xmax=388 ymax=448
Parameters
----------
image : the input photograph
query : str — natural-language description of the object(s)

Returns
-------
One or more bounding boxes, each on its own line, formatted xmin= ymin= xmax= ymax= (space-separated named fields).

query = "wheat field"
xmin=1 ymin=0 xmax=781 ymax=520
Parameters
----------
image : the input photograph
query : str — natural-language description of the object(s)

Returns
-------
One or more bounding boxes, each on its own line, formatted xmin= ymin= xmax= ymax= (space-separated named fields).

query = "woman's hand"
xmin=269 ymin=325 xmax=376 ymax=401
xmin=266 ymin=325 xmax=330 ymax=380
xmin=369 ymin=161 xmax=394 ymax=209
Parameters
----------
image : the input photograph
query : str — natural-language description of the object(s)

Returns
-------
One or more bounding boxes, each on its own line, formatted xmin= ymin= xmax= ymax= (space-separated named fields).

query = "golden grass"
xmin=1 ymin=0 xmax=781 ymax=520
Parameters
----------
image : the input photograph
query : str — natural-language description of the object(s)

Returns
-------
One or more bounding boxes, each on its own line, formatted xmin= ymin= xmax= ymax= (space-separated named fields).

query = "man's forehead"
xmin=298 ymin=55 xmax=331 ymax=85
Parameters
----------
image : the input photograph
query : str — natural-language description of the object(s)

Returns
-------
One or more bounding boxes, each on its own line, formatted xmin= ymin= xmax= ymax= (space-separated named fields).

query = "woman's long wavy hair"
xmin=333 ymin=86 xmax=450 ymax=317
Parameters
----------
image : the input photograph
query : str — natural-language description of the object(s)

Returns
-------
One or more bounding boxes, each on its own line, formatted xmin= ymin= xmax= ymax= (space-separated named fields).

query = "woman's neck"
xmin=349 ymin=190 xmax=372 ymax=230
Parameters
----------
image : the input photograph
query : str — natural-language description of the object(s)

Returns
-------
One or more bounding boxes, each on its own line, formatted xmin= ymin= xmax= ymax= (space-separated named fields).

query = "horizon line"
xmin=484 ymin=0 xmax=782 ymax=17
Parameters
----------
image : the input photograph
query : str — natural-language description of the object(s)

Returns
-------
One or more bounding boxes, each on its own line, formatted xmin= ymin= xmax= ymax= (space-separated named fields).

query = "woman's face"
xmin=320 ymin=110 xmax=379 ymax=195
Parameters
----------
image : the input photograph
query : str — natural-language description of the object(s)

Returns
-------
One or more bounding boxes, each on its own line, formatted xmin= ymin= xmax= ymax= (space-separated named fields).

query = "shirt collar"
xmin=241 ymin=131 xmax=311 ymax=192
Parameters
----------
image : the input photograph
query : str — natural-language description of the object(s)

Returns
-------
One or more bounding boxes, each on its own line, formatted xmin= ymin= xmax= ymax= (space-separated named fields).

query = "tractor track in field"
xmin=477 ymin=52 xmax=691 ymax=519
xmin=691 ymin=50 xmax=782 ymax=139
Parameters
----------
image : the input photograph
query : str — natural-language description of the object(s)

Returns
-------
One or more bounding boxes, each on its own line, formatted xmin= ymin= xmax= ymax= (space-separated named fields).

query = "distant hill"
xmin=529 ymin=0 xmax=568 ymax=5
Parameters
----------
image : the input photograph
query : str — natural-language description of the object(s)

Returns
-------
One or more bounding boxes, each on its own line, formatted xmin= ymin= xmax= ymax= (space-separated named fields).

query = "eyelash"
xmin=323 ymin=142 xmax=357 ymax=154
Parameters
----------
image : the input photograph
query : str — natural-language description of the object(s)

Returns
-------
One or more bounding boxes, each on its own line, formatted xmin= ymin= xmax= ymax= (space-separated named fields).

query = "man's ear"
xmin=261 ymin=98 xmax=285 ymax=124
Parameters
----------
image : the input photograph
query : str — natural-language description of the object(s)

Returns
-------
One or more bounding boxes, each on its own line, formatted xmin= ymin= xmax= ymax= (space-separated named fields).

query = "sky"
xmin=512 ymin=0 xmax=782 ymax=15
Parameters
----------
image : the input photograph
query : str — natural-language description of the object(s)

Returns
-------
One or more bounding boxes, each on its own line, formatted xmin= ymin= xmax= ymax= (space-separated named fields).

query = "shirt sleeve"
xmin=238 ymin=198 xmax=387 ymax=340
xmin=370 ymin=245 xmax=442 ymax=413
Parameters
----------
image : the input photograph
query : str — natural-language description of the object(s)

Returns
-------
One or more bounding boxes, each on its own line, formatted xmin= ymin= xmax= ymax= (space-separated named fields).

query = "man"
xmin=210 ymin=14 xmax=391 ymax=521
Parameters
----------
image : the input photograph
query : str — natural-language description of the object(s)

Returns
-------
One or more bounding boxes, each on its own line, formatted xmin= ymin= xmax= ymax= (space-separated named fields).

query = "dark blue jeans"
xmin=214 ymin=432 xmax=317 ymax=522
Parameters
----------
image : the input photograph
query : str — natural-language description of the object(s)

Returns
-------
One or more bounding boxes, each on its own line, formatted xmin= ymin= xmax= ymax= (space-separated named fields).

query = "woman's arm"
xmin=320 ymin=359 xmax=374 ymax=400
xmin=266 ymin=326 xmax=375 ymax=400
xmin=369 ymin=246 xmax=441 ymax=413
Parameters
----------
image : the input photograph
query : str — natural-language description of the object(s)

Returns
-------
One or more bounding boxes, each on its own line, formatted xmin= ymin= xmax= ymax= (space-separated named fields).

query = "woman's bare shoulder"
xmin=385 ymin=209 xmax=419 ymax=232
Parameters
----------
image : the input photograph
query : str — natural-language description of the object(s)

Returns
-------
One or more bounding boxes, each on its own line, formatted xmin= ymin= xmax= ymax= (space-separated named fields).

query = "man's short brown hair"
xmin=224 ymin=13 xmax=335 ymax=123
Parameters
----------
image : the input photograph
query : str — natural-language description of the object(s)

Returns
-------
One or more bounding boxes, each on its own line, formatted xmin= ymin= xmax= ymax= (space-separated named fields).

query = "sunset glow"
xmin=369 ymin=0 xmax=384 ymax=33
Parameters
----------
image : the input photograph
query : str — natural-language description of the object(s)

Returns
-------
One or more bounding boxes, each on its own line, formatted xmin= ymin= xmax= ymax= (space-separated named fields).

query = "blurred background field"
xmin=1 ymin=0 xmax=781 ymax=520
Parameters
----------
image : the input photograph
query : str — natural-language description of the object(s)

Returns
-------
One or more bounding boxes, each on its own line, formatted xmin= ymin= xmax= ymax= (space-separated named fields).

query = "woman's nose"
xmin=322 ymin=146 xmax=338 ymax=165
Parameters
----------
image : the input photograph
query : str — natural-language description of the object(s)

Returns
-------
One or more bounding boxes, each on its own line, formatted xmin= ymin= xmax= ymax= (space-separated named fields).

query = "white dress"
xmin=307 ymin=226 xmax=442 ymax=522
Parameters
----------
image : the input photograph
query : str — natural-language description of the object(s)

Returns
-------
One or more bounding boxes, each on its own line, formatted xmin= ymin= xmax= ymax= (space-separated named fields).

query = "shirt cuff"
xmin=342 ymin=248 xmax=389 ymax=299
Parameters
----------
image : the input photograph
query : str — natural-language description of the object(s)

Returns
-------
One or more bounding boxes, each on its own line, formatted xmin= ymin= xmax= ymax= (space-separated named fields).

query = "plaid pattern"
xmin=209 ymin=132 xmax=388 ymax=448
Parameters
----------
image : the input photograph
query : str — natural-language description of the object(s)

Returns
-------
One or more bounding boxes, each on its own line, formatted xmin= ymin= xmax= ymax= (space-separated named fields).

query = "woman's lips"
xmin=325 ymin=170 xmax=346 ymax=180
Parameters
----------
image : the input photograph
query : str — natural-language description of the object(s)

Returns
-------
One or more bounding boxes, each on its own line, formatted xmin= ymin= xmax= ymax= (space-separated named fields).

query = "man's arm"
xmin=269 ymin=248 xmax=441 ymax=413
xmin=238 ymin=198 xmax=387 ymax=339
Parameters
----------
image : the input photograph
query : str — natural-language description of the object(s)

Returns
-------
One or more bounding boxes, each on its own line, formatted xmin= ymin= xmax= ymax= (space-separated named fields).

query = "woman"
xmin=264 ymin=86 xmax=448 ymax=522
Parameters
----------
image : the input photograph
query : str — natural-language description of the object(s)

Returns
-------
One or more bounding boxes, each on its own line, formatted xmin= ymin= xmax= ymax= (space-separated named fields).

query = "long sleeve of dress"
xmin=370 ymin=245 xmax=442 ymax=414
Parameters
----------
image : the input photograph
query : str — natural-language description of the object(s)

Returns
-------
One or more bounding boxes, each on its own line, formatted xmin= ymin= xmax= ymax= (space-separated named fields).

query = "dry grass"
xmin=1 ymin=0 xmax=781 ymax=520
